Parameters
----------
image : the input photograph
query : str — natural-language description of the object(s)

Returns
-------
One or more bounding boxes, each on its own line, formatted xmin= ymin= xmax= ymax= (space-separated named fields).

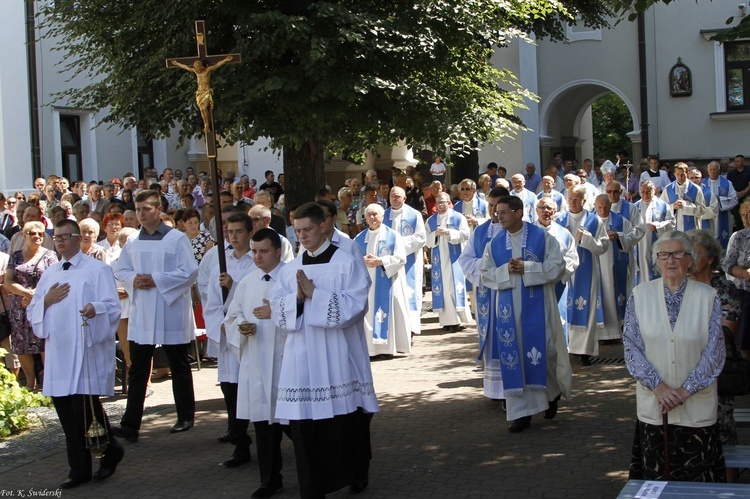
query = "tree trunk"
xmin=451 ymin=142 xmax=479 ymax=184
xmin=283 ymin=137 xmax=326 ymax=209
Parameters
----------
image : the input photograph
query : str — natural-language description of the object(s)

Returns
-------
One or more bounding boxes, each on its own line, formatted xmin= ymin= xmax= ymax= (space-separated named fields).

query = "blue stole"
xmin=701 ymin=177 xmax=732 ymax=249
xmin=490 ymin=223 xmax=548 ymax=395
xmin=635 ymin=198 xmax=669 ymax=281
xmin=427 ymin=211 xmax=466 ymax=311
xmin=555 ymin=211 xmax=604 ymax=330
xmin=472 ymin=220 xmax=496 ymax=357
xmin=665 ymin=181 xmax=699 ymax=230
xmin=544 ymin=222 xmax=574 ymax=345
xmin=384 ymin=206 xmax=419 ymax=312
xmin=607 ymin=212 xmax=629 ymax=320
xmin=454 ymin=196 xmax=488 ymax=292
xmin=354 ymin=226 xmax=398 ymax=343
xmin=537 ymin=190 xmax=564 ymax=212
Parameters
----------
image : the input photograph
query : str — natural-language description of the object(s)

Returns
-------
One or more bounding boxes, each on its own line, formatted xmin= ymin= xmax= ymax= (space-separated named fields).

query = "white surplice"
xmin=204 ymin=250 xmax=256 ymax=383
xmin=362 ymin=226 xmax=412 ymax=356
xmin=660 ymin=180 xmax=706 ymax=231
xmin=29 ymin=252 xmax=121 ymax=397
xmin=225 ymin=265 xmax=287 ymax=423
xmin=270 ymin=243 xmax=379 ymax=421
xmin=635 ymin=198 xmax=675 ymax=284
xmin=115 ymin=229 xmax=198 ymax=345
xmin=478 ymin=225 xmax=572 ymax=421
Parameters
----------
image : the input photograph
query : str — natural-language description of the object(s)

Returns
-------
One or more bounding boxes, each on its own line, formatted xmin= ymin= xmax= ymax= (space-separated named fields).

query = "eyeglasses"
xmin=52 ymin=233 xmax=80 ymax=242
xmin=656 ymin=251 xmax=688 ymax=260
xmin=25 ymin=231 xmax=44 ymax=237
xmin=459 ymin=187 xmax=473 ymax=191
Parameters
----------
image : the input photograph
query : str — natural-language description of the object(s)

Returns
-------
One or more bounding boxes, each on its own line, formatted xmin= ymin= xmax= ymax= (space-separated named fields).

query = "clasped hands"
xmin=133 ymin=274 xmax=156 ymax=290
xmin=508 ymin=257 xmax=524 ymax=274
xmin=296 ymin=270 xmax=315 ymax=301
xmin=364 ymin=254 xmax=382 ymax=268
xmin=653 ymin=382 xmax=691 ymax=414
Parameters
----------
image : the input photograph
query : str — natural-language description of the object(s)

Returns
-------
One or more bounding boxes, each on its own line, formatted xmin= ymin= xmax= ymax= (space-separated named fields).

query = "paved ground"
xmin=1 ymin=302 xmax=749 ymax=498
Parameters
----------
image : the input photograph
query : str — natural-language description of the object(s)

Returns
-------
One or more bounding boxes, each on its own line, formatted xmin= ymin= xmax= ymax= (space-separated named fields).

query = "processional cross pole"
xmin=166 ymin=20 xmax=241 ymax=298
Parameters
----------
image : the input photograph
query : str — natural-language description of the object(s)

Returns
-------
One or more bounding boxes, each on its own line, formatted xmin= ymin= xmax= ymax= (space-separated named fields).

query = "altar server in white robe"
xmin=555 ymin=185 xmax=610 ymax=364
xmin=702 ymin=161 xmax=737 ymax=250
xmin=29 ymin=219 xmax=124 ymax=488
xmin=661 ymin=162 xmax=705 ymax=232
xmin=355 ymin=204 xmax=411 ymax=356
xmin=479 ymin=196 xmax=572 ymax=433
xmin=635 ymin=180 xmax=674 ymax=283
xmin=270 ymin=203 xmax=379 ymax=498
xmin=426 ymin=192 xmax=472 ymax=330
xmin=459 ymin=186 xmax=509 ymax=399
xmin=198 ymin=206 xmax=241 ymax=305
xmin=225 ymin=229 xmax=288 ymax=498
xmin=204 ymin=213 xmax=256 ymax=467
xmin=113 ymin=190 xmax=198 ymax=441
xmin=384 ymin=187 xmax=426 ymax=335
xmin=595 ymin=195 xmax=641 ymax=341
xmin=535 ymin=195 xmax=579 ymax=345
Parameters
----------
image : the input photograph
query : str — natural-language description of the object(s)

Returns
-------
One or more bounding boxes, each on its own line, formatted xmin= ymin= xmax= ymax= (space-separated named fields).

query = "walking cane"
xmin=662 ymin=413 xmax=670 ymax=480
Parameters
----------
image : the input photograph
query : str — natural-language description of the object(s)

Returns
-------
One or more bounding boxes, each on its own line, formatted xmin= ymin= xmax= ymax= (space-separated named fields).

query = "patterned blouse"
xmin=711 ymin=273 xmax=741 ymax=324
xmin=623 ymin=279 xmax=725 ymax=394
xmin=722 ymin=228 xmax=750 ymax=291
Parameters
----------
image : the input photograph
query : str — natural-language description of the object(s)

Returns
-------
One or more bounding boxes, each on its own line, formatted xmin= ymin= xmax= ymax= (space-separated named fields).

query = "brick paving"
xmin=1 ymin=301 xmax=748 ymax=498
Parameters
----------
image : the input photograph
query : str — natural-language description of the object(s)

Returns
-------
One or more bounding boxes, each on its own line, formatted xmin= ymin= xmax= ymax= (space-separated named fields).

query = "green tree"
xmin=592 ymin=93 xmax=632 ymax=161
xmin=43 ymin=0 xmax=618 ymax=206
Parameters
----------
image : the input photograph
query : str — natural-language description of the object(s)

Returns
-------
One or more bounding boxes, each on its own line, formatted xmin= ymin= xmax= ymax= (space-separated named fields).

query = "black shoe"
xmin=170 ymin=419 xmax=194 ymax=433
xmin=508 ymin=416 xmax=532 ymax=433
xmin=94 ymin=442 xmax=124 ymax=481
xmin=578 ymin=354 xmax=592 ymax=366
xmin=223 ymin=452 xmax=251 ymax=468
xmin=217 ymin=431 xmax=232 ymax=443
xmin=544 ymin=394 xmax=561 ymax=420
xmin=111 ymin=425 xmax=139 ymax=443
xmin=61 ymin=476 xmax=91 ymax=489
xmin=350 ymin=479 xmax=369 ymax=494
xmin=251 ymin=483 xmax=283 ymax=498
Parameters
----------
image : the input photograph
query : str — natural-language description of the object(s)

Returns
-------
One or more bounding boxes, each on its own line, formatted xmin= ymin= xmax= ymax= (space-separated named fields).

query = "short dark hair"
xmin=317 ymin=200 xmax=338 ymax=218
xmin=736 ymin=154 xmax=745 ymax=160
xmin=487 ymin=162 xmax=498 ymax=170
xmin=252 ymin=227 xmax=281 ymax=249
xmin=488 ymin=186 xmax=510 ymax=198
xmin=497 ymin=195 xmax=524 ymax=211
xmin=265 ymin=170 xmax=274 ymax=177
xmin=226 ymin=212 xmax=253 ymax=232
xmin=221 ymin=205 xmax=243 ymax=214
xmin=55 ymin=219 xmax=80 ymax=234
xmin=363 ymin=181 xmax=379 ymax=194
xmin=219 ymin=190 xmax=233 ymax=198
xmin=294 ymin=202 xmax=326 ymax=224
xmin=135 ymin=189 xmax=161 ymax=206
xmin=182 ymin=208 xmax=201 ymax=222
xmin=497 ymin=166 xmax=507 ymax=175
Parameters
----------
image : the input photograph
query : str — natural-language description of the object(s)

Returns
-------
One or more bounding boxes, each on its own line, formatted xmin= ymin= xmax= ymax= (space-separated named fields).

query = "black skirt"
xmin=629 ymin=419 xmax=727 ymax=482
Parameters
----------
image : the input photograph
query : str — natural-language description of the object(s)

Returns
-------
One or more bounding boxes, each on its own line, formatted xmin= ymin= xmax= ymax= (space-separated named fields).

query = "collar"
xmin=262 ymin=263 xmax=284 ymax=281
xmin=61 ymin=251 xmax=85 ymax=269
xmin=142 ymin=222 xmax=170 ymax=237
xmin=307 ymin=238 xmax=331 ymax=258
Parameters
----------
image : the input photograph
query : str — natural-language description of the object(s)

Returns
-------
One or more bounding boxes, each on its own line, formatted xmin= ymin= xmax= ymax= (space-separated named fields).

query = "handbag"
xmin=717 ymin=326 xmax=750 ymax=397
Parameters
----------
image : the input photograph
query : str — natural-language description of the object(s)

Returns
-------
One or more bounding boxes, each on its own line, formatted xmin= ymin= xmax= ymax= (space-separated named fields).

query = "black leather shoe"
xmin=223 ymin=452 xmax=251 ymax=468
xmin=170 ymin=420 xmax=194 ymax=433
xmin=508 ymin=416 xmax=532 ymax=433
xmin=217 ymin=431 xmax=232 ymax=443
xmin=111 ymin=425 xmax=139 ymax=443
xmin=61 ymin=476 xmax=91 ymax=489
xmin=578 ymin=354 xmax=592 ymax=366
xmin=544 ymin=394 xmax=562 ymax=420
xmin=251 ymin=483 xmax=283 ymax=497
xmin=94 ymin=444 xmax=124 ymax=481
xmin=350 ymin=479 xmax=369 ymax=494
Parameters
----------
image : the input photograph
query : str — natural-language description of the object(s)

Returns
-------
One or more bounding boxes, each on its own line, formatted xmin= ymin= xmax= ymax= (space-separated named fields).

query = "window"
xmin=137 ymin=133 xmax=154 ymax=179
xmin=725 ymin=41 xmax=750 ymax=110
xmin=60 ymin=115 xmax=82 ymax=181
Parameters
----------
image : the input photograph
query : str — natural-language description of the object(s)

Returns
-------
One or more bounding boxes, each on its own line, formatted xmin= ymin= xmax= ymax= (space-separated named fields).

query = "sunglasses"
xmin=25 ymin=231 xmax=45 ymax=237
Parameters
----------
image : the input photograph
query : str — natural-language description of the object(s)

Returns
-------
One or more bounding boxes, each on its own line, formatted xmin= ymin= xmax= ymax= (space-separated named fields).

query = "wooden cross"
xmin=166 ymin=20 xmax=241 ymax=158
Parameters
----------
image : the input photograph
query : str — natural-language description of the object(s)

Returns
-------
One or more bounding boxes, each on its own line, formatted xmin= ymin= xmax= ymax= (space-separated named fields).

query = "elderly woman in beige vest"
xmin=623 ymin=230 xmax=726 ymax=482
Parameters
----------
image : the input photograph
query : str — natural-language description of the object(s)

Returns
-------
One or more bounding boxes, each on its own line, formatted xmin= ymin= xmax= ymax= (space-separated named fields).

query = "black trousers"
xmin=52 ymin=394 xmax=123 ymax=480
xmin=253 ymin=421 xmax=287 ymax=487
xmin=121 ymin=341 xmax=195 ymax=430
xmin=219 ymin=381 xmax=250 ymax=453
xmin=290 ymin=409 xmax=373 ymax=499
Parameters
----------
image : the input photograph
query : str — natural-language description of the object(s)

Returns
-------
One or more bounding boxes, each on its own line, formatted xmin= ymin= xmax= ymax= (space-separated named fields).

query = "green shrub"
xmin=0 ymin=347 xmax=51 ymax=438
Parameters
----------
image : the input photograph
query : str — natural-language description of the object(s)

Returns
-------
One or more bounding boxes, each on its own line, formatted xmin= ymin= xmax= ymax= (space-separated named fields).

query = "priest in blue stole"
xmin=355 ymin=204 xmax=412 ymax=356
xmin=555 ymin=185 xmax=610 ymax=364
xmin=453 ymin=179 xmax=488 ymax=316
xmin=635 ymin=181 xmax=675 ymax=284
xmin=479 ymin=195 xmax=572 ymax=433
xmin=383 ymin=187 xmax=426 ymax=336
xmin=701 ymin=162 xmax=737 ymax=250
xmin=660 ymin=162 xmax=705 ymax=232
xmin=459 ymin=186 xmax=508 ymax=399
xmin=425 ymin=192 xmax=471 ymax=330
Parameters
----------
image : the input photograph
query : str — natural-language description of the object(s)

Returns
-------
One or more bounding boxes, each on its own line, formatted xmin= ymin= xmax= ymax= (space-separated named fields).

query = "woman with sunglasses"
xmin=3 ymin=221 xmax=58 ymax=390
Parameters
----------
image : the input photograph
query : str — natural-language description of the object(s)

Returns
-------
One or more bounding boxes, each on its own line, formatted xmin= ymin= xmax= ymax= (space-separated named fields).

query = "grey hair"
xmin=652 ymin=231 xmax=697 ymax=274
xmin=459 ymin=178 xmax=477 ymax=190
xmin=686 ymin=229 xmax=722 ymax=272
xmin=639 ymin=180 xmax=655 ymax=191
xmin=365 ymin=203 xmax=384 ymax=216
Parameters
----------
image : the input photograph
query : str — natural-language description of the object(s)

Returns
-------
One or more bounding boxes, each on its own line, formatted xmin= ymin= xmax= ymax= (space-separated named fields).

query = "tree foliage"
xmin=592 ymin=93 xmax=632 ymax=161
xmin=41 ymin=0 xmax=626 ymax=203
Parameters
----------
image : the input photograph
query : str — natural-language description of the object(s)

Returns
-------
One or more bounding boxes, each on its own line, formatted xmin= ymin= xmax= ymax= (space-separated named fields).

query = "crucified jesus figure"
xmin=169 ymin=56 xmax=234 ymax=132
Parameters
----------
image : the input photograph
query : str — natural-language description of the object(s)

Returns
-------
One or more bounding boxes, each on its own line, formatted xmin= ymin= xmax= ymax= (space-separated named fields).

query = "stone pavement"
xmin=1 ymin=302 xmax=749 ymax=498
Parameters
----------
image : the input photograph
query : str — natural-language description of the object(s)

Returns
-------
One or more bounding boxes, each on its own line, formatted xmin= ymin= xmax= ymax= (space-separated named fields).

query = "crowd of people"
xmin=1 ymin=151 xmax=749 ymax=494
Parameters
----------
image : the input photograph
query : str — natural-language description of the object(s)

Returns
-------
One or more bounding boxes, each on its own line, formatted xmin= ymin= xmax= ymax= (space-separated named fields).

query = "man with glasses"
xmin=479 ymin=195 xmax=571 ymax=433
xmin=661 ymin=162 xmax=705 ymax=232
xmin=426 ymin=192 xmax=471 ymax=331
xmin=248 ymin=205 xmax=294 ymax=262
xmin=28 ymin=219 xmax=124 ymax=488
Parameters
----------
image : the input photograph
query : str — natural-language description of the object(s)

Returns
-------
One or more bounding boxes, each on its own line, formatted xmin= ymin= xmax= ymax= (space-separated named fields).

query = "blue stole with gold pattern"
xmin=355 ymin=226 xmax=398 ymax=343
xmin=427 ymin=211 xmax=466 ymax=311
xmin=384 ymin=206 xmax=419 ymax=312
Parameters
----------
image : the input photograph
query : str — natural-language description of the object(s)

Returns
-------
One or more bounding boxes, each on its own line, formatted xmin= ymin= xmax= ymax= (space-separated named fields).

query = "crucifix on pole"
xmin=166 ymin=20 xmax=241 ymax=299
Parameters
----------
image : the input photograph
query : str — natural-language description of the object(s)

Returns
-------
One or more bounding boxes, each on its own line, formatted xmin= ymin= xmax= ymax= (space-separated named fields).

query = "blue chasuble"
xmin=665 ymin=181 xmax=699 ymax=230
